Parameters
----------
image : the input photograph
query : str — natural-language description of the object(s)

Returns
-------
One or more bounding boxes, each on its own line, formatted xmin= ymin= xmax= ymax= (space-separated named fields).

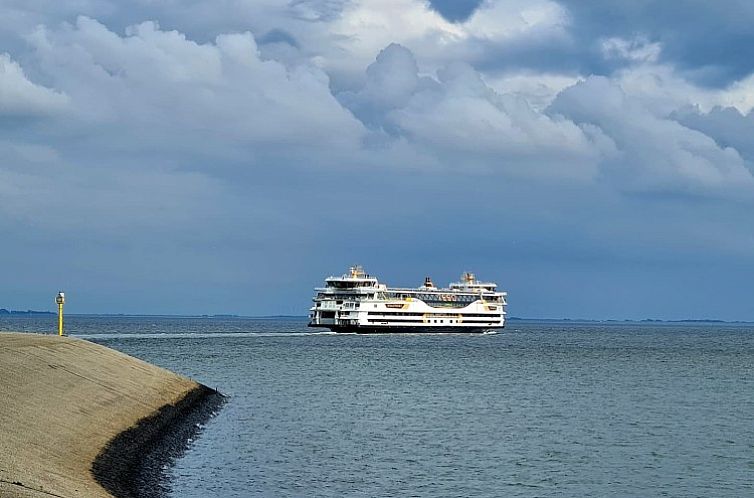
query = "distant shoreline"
xmin=505 ymin=317 xmax=753 ymax=324
xmin=0 ymin=309 xmax=55 ymax=316
xmin=2 ymin=312 xmax=753 ymax=324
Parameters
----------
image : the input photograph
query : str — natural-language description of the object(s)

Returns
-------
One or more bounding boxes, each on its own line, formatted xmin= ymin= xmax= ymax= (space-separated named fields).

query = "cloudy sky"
xmin=2 ymin=0 xmax=754 ymax=319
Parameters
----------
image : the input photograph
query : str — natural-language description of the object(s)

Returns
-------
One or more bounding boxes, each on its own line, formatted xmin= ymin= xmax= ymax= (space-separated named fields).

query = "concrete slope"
xmin=0 ymin=332 xmax=199 ymax=498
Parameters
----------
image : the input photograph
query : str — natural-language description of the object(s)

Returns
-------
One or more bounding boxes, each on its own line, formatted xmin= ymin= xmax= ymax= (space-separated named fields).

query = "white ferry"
xmin=309 ymin=266 xmax=507 ymax=333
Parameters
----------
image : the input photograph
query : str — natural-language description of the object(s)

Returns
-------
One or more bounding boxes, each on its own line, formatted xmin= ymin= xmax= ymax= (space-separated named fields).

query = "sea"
xmin=2 ymin=315 xmax=753 ymax=497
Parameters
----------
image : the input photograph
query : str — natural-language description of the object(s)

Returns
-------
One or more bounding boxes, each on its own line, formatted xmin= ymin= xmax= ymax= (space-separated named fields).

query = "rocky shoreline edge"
xmin=92 ymin=385 xmax=227 ymax=498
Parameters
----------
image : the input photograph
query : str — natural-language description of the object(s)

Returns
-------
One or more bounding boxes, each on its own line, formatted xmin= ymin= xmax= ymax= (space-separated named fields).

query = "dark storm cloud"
xmin=471 ymin=29 xmax=604 ymax=76
xmin=675 ymin=106 xmax=754 ymax=166
xmin=456 ymin=1 xmax=754 ymax=86
xmin=427 ymin=0 xmax=484 ymax=22
xmin=257 ymin=28 xmax=300 ymax=48
xmin=557 ymin=0 xmax=754 ymax=86
xmin=418 ymin=1 xmax=616 ymax=79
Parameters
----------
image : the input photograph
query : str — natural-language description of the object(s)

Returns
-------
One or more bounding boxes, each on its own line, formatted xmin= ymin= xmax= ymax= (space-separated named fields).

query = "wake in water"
xmin=72 ymin=331 xmax=341 ymax=340
xmin=72 ymin=330 xmax=497 ymax=340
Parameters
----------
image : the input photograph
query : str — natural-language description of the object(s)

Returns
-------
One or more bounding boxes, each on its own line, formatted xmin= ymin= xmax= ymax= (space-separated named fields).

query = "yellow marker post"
xmin=56 ymin=291 xmax=65 ymax=336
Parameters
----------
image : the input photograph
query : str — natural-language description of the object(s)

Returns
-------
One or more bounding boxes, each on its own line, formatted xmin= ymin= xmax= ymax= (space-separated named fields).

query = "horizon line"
xmin=2 ymin=310 xmax=753 ymax=324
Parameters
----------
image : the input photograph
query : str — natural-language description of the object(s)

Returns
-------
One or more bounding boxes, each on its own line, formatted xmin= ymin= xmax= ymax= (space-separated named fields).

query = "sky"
xmin=1 ymin=0 xmax=754 ymax=319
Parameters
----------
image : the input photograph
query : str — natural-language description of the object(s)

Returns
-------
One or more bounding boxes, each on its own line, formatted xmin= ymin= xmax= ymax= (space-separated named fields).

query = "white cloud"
xmin=611 ymin=63 xmax=719 ymax=116
xmin=481 ymin=71 xmax=582 ymax=110
xmin=550 ymin=76 xmax=754 ymax=196
xmin=340 ymin=44 xmax=605 ymax=180
xmin=718 ymin=72 xmax=754 ymax=114
xmin=325 ymin=0 xmax=570 ymax=84
xmin=390 ymin=62 xmax=604 ymax=180
xmin=6 ymin=14 xmax=754 ymax=204
xmin=599 ymin=36 xmax=754 ymax=116
xmin=0 ymin=52 xmax=69 ymax=116
xmin=25 ymin=16 xmax=365 ymax=160
xmin=464 ymin=0 xmax=569 ymax=42
xmin=327 ymin=0 xmax=464 ymax=75
xmin=604 ymin=60 xmax=754 ymax=118
xmin=601 ymin=35 xmax=661 ymax=63
xmin=0 ymin=15 xmax=370 ymax=240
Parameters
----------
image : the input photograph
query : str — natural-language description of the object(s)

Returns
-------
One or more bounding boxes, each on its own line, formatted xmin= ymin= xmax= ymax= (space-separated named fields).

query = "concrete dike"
xmin=0 ymin=332 xmax=224 ymax=498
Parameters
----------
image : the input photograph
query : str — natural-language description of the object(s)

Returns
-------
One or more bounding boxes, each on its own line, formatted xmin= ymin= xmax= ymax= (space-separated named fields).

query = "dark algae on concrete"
xmin=92 ymin=385 xmax=227 ymax=498
xmin=0 ymin=332 xmax=226 ymax=498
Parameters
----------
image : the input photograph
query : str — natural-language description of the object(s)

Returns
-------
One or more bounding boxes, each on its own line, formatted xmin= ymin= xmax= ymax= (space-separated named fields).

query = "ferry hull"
xmin=309 ymin=324 xmax=503 ymax=334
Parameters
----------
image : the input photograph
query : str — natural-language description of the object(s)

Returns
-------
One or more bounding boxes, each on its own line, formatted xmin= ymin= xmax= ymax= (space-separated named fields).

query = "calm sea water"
xmin=2 ymin=316 xmax=753 ymax=497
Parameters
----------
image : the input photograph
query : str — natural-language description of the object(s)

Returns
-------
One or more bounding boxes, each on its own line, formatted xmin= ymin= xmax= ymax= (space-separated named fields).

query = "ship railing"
xmin=318 ymin=302 xmax=340 ymax=310
xmin=386 ymin=285 xmax=500 ymax=292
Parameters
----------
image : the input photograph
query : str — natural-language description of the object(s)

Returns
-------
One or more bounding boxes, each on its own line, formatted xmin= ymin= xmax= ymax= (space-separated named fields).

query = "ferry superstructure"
xmin=308 ymin=266 xmax=507 ymax=333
